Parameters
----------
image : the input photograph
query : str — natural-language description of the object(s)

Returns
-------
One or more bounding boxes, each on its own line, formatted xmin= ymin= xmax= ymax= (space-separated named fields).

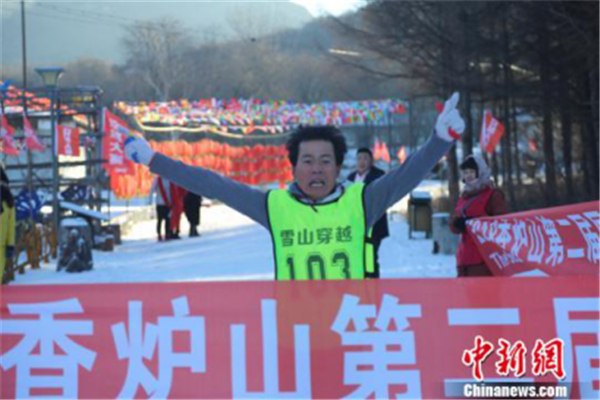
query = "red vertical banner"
xmin=57 ymin=125 xmax=81 ymax=156
xmin=102 ymin=108 xmax=134 ymax=175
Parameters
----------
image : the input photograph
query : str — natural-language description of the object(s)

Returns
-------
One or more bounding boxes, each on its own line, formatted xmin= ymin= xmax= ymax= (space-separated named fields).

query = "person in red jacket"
xmin=450 ymin=154 xmax=509 ymax=277
xmin=170 ymin=184 xmax=187 ymax=240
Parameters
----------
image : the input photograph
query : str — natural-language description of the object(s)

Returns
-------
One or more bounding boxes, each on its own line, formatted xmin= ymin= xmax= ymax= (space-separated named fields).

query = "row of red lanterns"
xmin=111 ymin=140 xmax=294 ymax=199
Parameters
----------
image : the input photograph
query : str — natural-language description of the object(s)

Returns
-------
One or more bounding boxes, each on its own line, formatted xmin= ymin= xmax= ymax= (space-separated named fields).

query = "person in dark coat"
xmin=450 ymin=154 xmax=509 ymax=277
xmin=184 ymin=192 xmax=203 ymax=237
xmin=57 ymin=229 xmax=93 ymax=273
xmin=347 ymin=148 xmax=390 ymax=278
xmin=150 ymin=176 xmax=173 ymax=241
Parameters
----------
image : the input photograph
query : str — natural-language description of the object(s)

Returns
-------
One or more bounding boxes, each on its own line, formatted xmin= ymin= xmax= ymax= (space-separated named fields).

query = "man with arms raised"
xmin=125 ymin=93 xmax=465 ymax=280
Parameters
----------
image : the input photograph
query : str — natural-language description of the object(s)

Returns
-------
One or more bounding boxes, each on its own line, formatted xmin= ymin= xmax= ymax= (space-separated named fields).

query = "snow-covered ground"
xmin=9 ymin=204 xmax=457 ymax=285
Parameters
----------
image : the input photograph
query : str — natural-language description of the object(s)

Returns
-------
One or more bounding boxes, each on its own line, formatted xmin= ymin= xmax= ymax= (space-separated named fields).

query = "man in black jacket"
xmin=347 ymin=148 xmax=390 ymax=278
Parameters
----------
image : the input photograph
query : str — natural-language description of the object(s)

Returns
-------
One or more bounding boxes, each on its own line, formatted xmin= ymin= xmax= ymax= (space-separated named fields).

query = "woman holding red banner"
xmin=450 ymin=155 xmax=509 ymax=277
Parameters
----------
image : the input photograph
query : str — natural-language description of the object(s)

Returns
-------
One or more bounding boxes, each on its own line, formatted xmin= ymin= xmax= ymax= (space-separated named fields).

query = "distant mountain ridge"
xmin=1 ymin=1 xmax=313 ymax=66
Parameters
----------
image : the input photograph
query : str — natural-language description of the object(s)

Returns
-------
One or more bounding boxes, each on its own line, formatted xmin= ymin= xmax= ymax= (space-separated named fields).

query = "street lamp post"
xmin=36 ymin=68 xmax=64 ymax=261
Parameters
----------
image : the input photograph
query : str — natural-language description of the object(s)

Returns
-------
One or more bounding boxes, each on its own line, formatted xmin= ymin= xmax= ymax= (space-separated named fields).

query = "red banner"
xmin=23 ymin=115 xmax=46 ymax=152
xmin=57 ymin=125 xmax=81 ymax=156
xmin=1 ymin=278 xmax=598 ymax=399
xmin=0 ymin=114 xmax=20 ymax=156
xmin=480 ymin=110 xmax=505 ymax=153
xmin=103 ymin=108 xmax=134 ymax=175
xmin=467 ymin=201 xmax=599 ymax=277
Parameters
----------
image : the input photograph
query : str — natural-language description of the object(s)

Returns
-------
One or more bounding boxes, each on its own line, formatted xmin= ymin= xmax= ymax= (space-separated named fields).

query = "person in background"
xmin=346 ymin=148 xmax=389 ymax=278
xmin=184 ymin=191 xmax=203 ymax=237
xmin=450 ymin=154 xmax=509 ymax=277
xmin=170 ymin=184 xmax=187 ymax=239
xmin=150 ymin=175 xmax=174 ymax=241
xmin=57 ymin=229 xmax=93 ymax=273
xmin=0 ymin=165 xmax=16 ymax=284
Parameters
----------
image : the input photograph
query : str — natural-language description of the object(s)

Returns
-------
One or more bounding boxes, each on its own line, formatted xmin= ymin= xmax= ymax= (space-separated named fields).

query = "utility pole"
xmin=21 ymin=0 xmax=35 ymax=220
xmin=21 ymin=0 xmax=27 ymax=90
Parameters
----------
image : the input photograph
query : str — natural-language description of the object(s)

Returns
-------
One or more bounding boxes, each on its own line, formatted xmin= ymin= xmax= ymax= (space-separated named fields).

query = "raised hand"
xmin=435 ymin=92 xmax=465 ymax=142
xmin=124 ymin=135 xmax=155 ymax=166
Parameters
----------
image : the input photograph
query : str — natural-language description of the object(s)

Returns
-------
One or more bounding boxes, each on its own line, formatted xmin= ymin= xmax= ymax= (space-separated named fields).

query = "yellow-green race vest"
xmin=266 ymin=183 xmax=367 ymax=280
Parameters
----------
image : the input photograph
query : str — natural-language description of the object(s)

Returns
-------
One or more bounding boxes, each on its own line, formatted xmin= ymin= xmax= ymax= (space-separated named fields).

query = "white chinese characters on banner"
xmin=108 ymin=121 xmax=127 ymax=166
xmin=469 ymin=211 xmax=600 ymax=272
xmin=331 ymin=294 xmax=422 ymax=399
xmin=554 ymin=297 xmax=600 ymax=399
xmin=0 ymin=299 xmax=96 ymax=399
xmin=568 ymin=213 xmax=600 ymax=264
xmin=111 ymin=296 xmax=206 ymax=399
xmin=64 ymin=128 xmax=73 ymax=155
xmin=230 ymin=299 xmax=311 ymax=399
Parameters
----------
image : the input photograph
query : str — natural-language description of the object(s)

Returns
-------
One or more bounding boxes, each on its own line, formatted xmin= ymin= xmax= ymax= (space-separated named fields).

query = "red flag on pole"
xmin=397 ymin=145 xmax=407 ymax=164
xmin=480 ymin=110 xmax=505 ymax=153
xmin=528 ymin=138 xmax=538 ymax=152
xmin=0 ymin=115 xmax=20 ymax=156
xmin=57 ymin=125 xmax=81 ymax=156
xmin=380 ymin=140 xmax=391 ymax=164
xmin=373 ymin=137 xmax=382 ymax=161
xmin=23 ymin=115 xmax=46 ymax=152
xmin=103 ymin=108 xmax=134 ymax=175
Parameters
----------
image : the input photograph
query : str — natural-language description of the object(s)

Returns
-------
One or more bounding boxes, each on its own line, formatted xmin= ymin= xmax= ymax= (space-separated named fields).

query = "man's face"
xmin=356 ymin=152 xmax=373 ymax=175
xmin=462 ymin=168 xmax=478 ymax=184
xmin=293 ymin=140 xmax=341 ymax=201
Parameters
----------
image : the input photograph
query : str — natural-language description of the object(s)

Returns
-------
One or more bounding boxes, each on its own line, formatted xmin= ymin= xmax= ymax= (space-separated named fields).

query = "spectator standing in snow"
xmin=184 ymin=192 xmax=203 ymax=237
xmin=150 ymin=176 xmax=174 ymax=241
xmin=346 ymin=148 xmax=389 ymax=278
xmin=170 ymin=184 xmax=186 ymax=239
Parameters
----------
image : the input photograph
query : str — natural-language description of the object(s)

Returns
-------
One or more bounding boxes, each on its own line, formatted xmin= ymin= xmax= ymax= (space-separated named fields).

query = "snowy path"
xmin=10 ymin=204 xmax=456 ymax=285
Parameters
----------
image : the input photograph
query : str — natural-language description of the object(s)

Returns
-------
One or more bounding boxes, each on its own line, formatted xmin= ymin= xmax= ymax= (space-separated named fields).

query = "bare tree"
xmin=122 ymin=18 xmax=194 ymax=100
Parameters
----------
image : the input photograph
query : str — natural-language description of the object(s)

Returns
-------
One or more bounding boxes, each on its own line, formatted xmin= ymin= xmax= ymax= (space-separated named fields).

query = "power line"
xmin=34 ymin=2 xmax=210 ymax=35
xmin=36 ymin=3 xmax=141 ymax=27
xmin=23 ymin=8 xmax=128 ymax=29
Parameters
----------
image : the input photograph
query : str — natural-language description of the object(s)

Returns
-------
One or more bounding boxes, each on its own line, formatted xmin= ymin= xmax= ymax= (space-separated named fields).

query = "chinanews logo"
xmin=456 ymin=336 xmax=569 ymax=399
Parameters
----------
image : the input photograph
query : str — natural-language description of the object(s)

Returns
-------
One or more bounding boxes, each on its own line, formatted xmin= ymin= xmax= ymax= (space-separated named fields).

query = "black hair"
xmin=356 ymin=147 xmax=373 ymax=159
xmin=460 ymin=155 xmax=478 ymax=171
xmin=460 ymin=155 xmax=479 ymax=177
xmin=286 ymin=125 xmax=347 ymax=167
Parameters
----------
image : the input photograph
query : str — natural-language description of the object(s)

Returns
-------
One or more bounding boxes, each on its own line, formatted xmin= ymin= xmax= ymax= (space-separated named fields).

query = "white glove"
xmin=435 ymin=92 xmax=465 ymax=142
xmin=124 ymin=135 xmax=154 ymax=166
